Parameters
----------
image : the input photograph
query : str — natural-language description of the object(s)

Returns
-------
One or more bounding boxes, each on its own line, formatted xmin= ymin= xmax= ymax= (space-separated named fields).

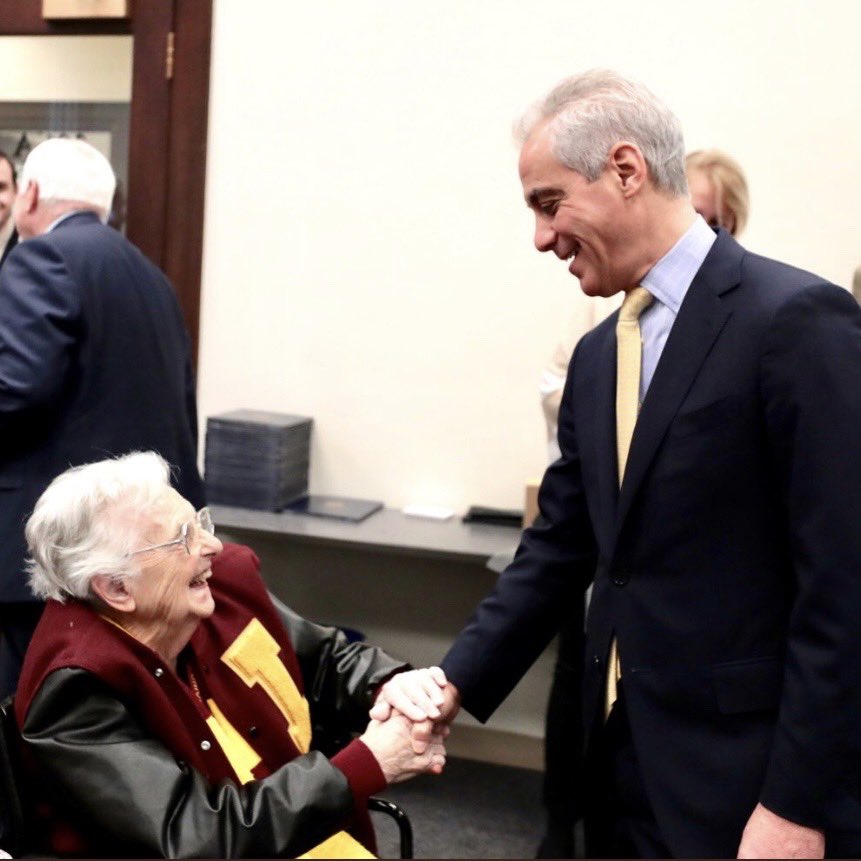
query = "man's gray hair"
xmin=19 ymin=137 xmax=116 ymax=220
xmin=515 ymin=69 xmax=688 ymax=197
xmin=26 ymin=452 xmax=172 ymax=602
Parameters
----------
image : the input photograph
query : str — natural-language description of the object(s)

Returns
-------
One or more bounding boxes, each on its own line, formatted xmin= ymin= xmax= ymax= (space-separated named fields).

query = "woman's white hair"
xmin=26 ymin=452 xmax=172 ymax=602
xmin=19 ymin=137 xmax=116 ymax=220
xmin=515 ymin=69 xmax=688 ymax=197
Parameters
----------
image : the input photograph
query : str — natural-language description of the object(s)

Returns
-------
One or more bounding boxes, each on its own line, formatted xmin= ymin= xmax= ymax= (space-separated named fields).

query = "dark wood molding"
xmin=124 ymin=0 xmax=172 ymax=267
xmin=162 ymin=0 xmax=212 ymax=360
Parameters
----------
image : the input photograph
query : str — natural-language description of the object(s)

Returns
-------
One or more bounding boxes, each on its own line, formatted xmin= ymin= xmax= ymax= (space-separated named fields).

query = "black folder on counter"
xmin=286 ymin=494 xmax=383 ymax=523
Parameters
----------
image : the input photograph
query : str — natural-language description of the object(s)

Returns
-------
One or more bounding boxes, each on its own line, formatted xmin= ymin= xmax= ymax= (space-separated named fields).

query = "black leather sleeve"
xmin=22 ymin=668 xmax=358 ymax=858
xmin=269 ymin=594 xmax=409 ymax=754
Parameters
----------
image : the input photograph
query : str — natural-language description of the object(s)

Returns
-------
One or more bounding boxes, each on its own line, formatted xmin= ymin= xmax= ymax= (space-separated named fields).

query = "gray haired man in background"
xmin=0 ymin=138 xmax=204 ymax=698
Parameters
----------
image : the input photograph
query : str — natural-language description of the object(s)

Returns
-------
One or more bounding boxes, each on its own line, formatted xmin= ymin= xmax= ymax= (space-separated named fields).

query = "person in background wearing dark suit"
xmin=374 ymin=69 xmax=861 ymax=858
xmin=0 ymin=138 xmax=205 ymax=699
xmin=0 ymin=150 xmax=17 ymax=267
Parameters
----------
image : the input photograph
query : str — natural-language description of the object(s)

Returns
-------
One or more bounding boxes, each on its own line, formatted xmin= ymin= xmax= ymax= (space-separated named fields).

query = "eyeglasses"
xmin=129 ymin=508 xmax=215 ymax=557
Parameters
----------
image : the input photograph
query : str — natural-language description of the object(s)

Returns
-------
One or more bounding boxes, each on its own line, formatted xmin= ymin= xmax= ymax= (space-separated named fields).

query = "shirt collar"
xmin=46 ymin=208 xmax=98 ymax=233
xmin=640 ymin=215 xmax=717 ymax=315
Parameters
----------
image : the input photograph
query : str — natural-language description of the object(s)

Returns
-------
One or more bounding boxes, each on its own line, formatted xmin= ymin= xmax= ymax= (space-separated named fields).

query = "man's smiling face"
xmin=519 ymin=121 xmax=639 ymax=298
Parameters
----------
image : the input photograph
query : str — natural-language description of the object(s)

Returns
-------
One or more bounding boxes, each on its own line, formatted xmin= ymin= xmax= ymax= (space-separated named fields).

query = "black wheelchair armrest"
xmin=368 ymin=796 xmax=413 ymax=859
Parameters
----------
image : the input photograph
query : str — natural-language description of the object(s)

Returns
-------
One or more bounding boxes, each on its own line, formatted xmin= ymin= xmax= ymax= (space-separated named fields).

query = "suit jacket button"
xmin=593 ymin=655 xmax=601 ymax=665
xmin=613 ymin=572 xmax=630 ymax=586
xmin=200 ymin=740 xmax=211 ymax=751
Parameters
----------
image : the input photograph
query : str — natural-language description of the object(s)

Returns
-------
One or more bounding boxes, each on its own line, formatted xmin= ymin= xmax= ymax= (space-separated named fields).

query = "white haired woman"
xmin=15 ymin=452 xmax=445 ymax=858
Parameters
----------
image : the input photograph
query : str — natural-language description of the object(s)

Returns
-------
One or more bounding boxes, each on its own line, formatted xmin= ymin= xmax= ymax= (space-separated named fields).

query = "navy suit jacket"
xmin=442 ymin=230 xmax=861 ymax=856
xmin=0 ymin=212 xmax=205 ymax=602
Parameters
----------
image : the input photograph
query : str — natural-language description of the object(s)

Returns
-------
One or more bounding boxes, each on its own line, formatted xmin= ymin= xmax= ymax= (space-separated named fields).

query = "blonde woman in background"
xmin=685 ymin=148 xmax=749 ymax=236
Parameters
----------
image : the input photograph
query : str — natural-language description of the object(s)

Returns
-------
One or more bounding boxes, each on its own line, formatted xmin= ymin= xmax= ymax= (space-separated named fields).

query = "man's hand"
xmin=370 ymin=667 xmax=450 ymax=723
xmin=737 ymin=803 xmax=824 ymax=859
xmin=370 ymin=667 xmax=461 ymax=754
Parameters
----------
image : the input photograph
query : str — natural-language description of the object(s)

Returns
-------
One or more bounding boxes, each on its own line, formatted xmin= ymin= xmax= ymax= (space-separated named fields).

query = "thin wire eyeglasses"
xmin=128 ymin=507 xmax=215 ymax=557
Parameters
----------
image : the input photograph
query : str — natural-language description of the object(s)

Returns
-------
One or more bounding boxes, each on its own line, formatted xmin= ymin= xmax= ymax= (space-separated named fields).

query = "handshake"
xmin=358 ymin=667 xmax=460 ymax=785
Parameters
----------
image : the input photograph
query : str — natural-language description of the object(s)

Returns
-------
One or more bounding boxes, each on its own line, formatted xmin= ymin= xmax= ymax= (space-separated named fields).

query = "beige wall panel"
xmin=199 ymin=0 xmax=861 ymax=513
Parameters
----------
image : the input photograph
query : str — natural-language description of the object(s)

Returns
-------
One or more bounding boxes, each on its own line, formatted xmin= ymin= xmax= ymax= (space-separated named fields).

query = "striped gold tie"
xmin=606 ymin=286 xmax=653 ymax=718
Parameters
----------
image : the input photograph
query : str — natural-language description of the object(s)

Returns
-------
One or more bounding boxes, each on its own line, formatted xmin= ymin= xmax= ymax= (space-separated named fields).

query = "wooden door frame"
xmin=0 ymin=0 xmax=211 ymax=361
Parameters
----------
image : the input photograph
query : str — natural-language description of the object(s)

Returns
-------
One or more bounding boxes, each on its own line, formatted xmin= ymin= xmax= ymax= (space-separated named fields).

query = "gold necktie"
xmin=606 ymin=286 xmax=653 ymax=718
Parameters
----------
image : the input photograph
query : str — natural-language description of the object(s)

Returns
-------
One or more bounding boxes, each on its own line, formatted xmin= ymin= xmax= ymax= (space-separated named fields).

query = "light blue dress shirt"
xmin=637 ymin=216 xmax=717 ymax=401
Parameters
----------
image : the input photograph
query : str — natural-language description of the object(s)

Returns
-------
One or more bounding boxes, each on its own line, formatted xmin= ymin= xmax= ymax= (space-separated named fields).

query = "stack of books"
xmin=204 ymin=409 xmax=312 ymax=511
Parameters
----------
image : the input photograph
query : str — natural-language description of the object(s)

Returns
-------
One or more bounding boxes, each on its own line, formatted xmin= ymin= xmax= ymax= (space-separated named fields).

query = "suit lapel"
xmin=614 ymin=231 xmax=742 ymax=532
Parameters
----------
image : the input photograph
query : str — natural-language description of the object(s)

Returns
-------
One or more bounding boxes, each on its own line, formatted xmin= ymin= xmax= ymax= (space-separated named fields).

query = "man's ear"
xmin=21 ymin=180 xmax=39 ymax=214
xmin=90 ymin=574 xmax=135 ymax=613
xmin=608 ymin=142 xmax=647 ymax=198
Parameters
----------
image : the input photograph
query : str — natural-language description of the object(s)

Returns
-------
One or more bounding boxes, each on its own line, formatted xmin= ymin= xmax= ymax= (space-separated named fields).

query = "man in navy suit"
xmin=374 ymin=70 xmax=861 ymax=857
xmin=0 ymin=138 xmax=204 ymax=699
xmin=0 ymin=150 xmax=18 ymax=268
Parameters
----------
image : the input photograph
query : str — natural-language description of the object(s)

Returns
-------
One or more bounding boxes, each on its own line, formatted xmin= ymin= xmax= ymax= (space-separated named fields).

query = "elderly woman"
xmin=14 ymin=452 xmax=445 ymax=858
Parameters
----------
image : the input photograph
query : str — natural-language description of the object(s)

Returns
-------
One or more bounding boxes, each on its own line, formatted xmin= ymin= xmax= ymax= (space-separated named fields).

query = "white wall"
xmin=199 ymin=0 xmax=861 ymax=511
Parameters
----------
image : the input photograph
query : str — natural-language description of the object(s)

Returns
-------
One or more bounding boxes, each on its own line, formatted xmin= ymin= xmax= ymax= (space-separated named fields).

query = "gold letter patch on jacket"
xmin=221 ymin=618 xmax=312 ymax=753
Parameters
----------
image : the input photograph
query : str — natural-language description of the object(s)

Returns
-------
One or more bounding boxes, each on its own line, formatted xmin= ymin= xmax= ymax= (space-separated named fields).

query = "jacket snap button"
xmin=613 ymin=572 xmax=629 ymax=586
xmin=200 ymin=740 xmax=211 ymax=751
xmin=154 ymin=667 xmax=164 ymax=678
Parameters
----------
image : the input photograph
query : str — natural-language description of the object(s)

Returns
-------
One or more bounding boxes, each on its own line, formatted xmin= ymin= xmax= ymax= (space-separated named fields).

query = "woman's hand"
xmin=360 ymin=712 xmax=447 ymax=784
